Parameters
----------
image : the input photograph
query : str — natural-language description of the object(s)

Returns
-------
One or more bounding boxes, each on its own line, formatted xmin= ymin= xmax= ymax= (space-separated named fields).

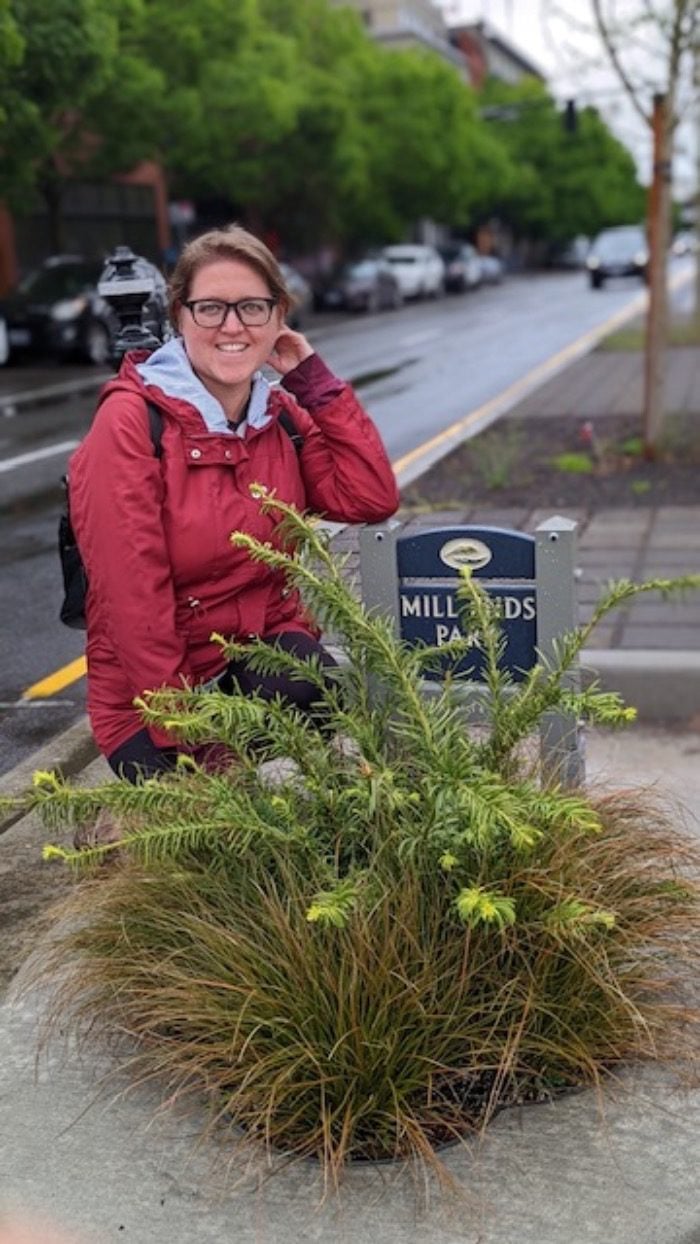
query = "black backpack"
xmin=58 ymin=403 xmax=303 ymax=630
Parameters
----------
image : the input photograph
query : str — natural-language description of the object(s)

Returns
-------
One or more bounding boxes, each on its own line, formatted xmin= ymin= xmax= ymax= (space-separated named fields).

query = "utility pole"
xmin=643 ymin=93 xmax=671 ymax=459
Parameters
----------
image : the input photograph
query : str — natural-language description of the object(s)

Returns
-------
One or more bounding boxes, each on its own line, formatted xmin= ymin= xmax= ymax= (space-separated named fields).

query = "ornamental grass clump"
xmin=6 ymin=495 xmax=700 ymax=1185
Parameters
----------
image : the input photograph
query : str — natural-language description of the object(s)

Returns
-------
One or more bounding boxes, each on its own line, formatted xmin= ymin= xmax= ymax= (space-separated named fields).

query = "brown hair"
xmin=168 ymin=224 xmax=293 ymax=326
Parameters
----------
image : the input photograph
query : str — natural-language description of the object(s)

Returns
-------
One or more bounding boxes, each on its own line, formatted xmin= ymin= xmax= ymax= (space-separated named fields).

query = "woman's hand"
xmin=266 ymin=327 xmax=315 ymax=376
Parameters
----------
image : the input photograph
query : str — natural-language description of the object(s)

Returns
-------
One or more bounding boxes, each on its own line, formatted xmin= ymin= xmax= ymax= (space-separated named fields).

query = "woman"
xmin=69 ymin=225 xmax=399 ymax=796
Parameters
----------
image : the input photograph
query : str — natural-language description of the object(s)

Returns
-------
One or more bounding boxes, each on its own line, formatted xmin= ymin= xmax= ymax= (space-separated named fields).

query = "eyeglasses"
xmin=183 ymin=297 xmax=278 ymax=328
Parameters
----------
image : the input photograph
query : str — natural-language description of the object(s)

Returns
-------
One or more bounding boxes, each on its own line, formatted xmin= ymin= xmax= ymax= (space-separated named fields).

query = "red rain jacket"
xmin=68 ymin=352 xmax=398 ymax=755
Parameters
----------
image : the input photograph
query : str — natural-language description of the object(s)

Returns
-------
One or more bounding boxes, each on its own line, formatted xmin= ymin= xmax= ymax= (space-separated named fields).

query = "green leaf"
xmin=455 ymin=886 xmax=516 ymax=929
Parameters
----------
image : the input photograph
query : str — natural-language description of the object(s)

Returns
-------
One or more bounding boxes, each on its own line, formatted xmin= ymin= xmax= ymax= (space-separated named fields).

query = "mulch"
xmin=400 ymin=412 xmax=700 ymax=513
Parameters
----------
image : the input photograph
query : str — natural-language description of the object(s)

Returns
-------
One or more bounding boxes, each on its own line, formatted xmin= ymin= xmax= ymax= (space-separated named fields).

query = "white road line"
xmin=399 ymin=329 xmax=442 ymax=347
xmin=0 ymin=699 xmax=77 ymax=708
xmin=0 ymin=439 xmax=80 ymax=474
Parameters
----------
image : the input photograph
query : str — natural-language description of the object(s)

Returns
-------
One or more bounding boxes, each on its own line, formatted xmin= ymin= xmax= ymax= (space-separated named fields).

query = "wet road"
xmin=0 ymin=266 xmax=688 ymax=774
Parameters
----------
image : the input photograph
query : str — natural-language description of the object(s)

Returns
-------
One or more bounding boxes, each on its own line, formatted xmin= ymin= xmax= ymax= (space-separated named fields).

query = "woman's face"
xmin=177 ymin=258 xmax=283 ymax=403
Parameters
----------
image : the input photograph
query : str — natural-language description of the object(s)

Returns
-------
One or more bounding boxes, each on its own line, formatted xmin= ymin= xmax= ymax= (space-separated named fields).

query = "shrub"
xmin=468 ymin=423 xmax=523 ymax=490
xmin=6 ymin=497 xmax=700 ymax=1186
xmin=550 ymin=452 xmax=594 ymax=475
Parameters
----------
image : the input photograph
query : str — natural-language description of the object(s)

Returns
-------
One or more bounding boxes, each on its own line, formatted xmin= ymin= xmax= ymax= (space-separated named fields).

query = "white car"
xmin=381 ymin=244 xmax=445 ymax=299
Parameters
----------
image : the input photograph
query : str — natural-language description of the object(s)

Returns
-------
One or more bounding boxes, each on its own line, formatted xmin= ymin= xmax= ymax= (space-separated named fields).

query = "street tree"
xmin=547 ymin=0 xmax=700 ymax=455
xmin=0 ymin=0 xmax=22 ymax=108
xmin=349 ymin=48 xmax=515 ymax=246
xmin=229 ymin=0 xmax=377 ymax=249
xmin=135 ymin=0 xmax=312 ymax=239
xmin=0 ymin=0 xmax=163 ymax=250
xmin=0 ymin=0 xmax=36 ymax=205
xmin=480 ymin=77 xmax=645 ymax=254
xmin=592 ymin=0 xmax=699 ymax=456
xmin=137 ymin=0 xmax=512 ymax=254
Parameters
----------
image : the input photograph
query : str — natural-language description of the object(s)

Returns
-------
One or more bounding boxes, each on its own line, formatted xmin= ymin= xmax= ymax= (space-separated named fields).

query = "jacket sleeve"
xmin=69 ymin=392 xmax=192 ymax=746
xmin=280 ymin=355 xmax=399 ymax=523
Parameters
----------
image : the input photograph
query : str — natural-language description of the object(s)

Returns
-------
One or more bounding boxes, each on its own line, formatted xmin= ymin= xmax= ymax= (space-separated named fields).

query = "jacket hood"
xmin=102 ymin=338 xmax=274 ymax=436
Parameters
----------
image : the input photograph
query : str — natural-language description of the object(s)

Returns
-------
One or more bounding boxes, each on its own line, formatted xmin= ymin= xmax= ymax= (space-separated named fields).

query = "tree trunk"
xmin=695 ymin=190 xmax=700 ymax=327
xmin=643 ymin=94 xmax=671 ymax=459
xmin=694 ymin=42 xmax=700 ymax=327
xmin=695 ymin=56 xmax=700 ymax=327
xmin=39 ymin=168 xmax=65 ymax=254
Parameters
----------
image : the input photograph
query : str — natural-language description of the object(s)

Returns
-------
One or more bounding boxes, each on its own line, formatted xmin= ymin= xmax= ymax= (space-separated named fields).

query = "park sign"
xmin=357 ymin=515 xmax=584 ymax=785
xmin=395 ymin=526 xmax=536 ymax=680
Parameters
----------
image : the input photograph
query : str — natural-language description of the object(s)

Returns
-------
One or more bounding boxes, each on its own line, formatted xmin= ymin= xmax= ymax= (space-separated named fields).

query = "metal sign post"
xmin=534 ymin=516 xmax=583 ymax=786
xmin=358 ymin=516 xmax=583 ymax=784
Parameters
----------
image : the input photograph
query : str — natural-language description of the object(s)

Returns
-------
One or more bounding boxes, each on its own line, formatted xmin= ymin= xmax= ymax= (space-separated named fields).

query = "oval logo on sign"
xmin=439 ymin=537 xmax=492 ymax=572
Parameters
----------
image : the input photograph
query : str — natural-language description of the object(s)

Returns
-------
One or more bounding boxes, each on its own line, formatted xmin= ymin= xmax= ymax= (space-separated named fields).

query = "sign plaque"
xmin=396 ymin=526 xmax=537 ymax=682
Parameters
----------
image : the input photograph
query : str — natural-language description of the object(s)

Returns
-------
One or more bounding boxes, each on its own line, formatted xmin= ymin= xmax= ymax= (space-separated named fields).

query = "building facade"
xmin=335 ymin=0 xmax=468 ymax=75
xmin=336 ymin=4 xmax=545 ymax=88
xmin=443 ymin=18 xmax=545 ymax=87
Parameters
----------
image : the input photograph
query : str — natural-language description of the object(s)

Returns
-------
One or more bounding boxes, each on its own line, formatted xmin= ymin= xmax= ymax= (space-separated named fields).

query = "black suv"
xmin=1 ymin=254 xmax=169 ymax=365
xmin=586 ymin=226 xmax=649 ymax=290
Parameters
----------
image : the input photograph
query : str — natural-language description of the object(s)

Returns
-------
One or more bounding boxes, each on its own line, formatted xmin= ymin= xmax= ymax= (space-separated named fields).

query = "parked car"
xmin=672 ymin=230 xmax=698 ymax=257
xmin=1 ymin=253 xmax=171 ymax=365
xmin=315 ymin=257 xmax=402 ymax=313
xmin=438 ymin=243 xmax=482 ymax=292
xmin=550 ymin=235 xmax=590 ymax=269
xmin=381 ymin=244 xmax=445 ymax=299
xmin=279 ymin=262 xmax=312 ymax=329
xmin=477 ymin=253 xmax=505 ymax=285
xmin=586 ymin=225 xmax=648 ymax=289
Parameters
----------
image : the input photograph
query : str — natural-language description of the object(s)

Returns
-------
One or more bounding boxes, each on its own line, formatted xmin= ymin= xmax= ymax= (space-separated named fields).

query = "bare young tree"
xmin=546 ymin=0 xmax=699 ymax=455
xmin=591 ymin=0 xmax=699 ymax=456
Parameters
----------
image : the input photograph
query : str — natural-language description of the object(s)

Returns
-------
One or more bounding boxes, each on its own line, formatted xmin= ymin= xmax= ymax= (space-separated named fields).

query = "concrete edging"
xmin=0 ymin=715 xmax=96 ymax=834
xmin=581 ymin=649 xmax=700 ymax=721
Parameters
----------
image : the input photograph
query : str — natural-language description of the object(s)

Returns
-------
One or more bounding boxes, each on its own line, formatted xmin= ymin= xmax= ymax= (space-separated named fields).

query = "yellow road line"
xmin=20 ymin=269 xmax=692 ymax=702
xmin=23 ymin=655 xmax=87 ymax=700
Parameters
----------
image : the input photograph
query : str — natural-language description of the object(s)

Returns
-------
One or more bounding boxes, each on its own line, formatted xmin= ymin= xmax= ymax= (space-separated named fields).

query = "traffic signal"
xmin=564 ymin=99 xmax=577 ymax=133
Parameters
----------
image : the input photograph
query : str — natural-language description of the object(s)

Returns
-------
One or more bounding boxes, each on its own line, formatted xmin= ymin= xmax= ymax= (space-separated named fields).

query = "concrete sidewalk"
xmin=1 ymin=725 xmax=699 ymax=1244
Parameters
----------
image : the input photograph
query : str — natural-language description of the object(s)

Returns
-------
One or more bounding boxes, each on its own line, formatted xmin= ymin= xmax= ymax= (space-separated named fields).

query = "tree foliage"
xmin=346 ymin=47 xmax=515 ymax=245
xmin=481 ymin=78 xmax=645 ymax=245
xmin=0 ymin=0 xmax=649 ymax=256
xmin=0 ymin=0 xmax=163 ymax=244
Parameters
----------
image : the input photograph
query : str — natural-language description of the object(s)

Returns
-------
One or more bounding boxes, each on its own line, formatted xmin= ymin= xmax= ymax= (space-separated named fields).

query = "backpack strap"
xmin=146 ymin=401 xmax=163 ymax=459
xmin=277 ymin=408 xmax=304 ymax=455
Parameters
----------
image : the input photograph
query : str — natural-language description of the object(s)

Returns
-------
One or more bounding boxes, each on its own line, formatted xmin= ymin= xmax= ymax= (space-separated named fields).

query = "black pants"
xmin=107 ymin=631 xmax=338 ymax=784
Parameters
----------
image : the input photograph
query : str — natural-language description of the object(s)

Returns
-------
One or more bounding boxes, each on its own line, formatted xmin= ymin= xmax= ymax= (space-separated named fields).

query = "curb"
xmin=582 ymin=649 xmax=700 ymax=721
xmin=0 ymin=715 xmax=96 ymax=835
xmin=0 ymin=372 xmax=109 ymax=418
